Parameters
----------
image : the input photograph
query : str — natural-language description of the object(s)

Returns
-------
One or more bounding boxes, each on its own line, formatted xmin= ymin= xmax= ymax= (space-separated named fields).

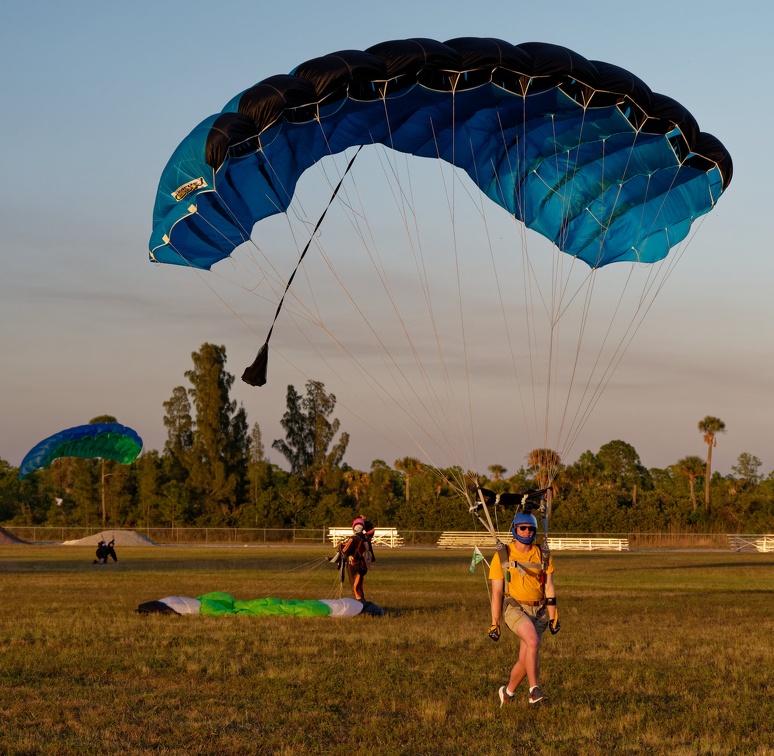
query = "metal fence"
xmin=0 ymin=526 xmax=760 ymax=550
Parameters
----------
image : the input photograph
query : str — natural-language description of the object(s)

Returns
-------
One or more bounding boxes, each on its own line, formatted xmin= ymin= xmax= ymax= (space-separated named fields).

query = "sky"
xmin=1 ymin=0 xmax=772 ymax=479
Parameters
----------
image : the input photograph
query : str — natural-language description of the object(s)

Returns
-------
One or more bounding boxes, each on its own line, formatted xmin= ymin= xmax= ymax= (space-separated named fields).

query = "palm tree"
xmin=394 ymin=457 xmax=422 ymax=504
xmin=344 ymin=469 xmax=370 ymax=504
xmin=697 ymin=416 xmax=726 ymax=513
xmin=526 ymin=448 xmax=562 ymax=493
xmin=674 ymin=455 xmax=705 ymax=512
xmin=487 ymin=464 xmax=507 ymax=482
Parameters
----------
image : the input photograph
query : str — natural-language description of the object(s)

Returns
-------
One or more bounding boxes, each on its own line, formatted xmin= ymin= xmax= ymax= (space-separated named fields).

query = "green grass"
xmin=0 ymin=546 xmax=772 ymax=755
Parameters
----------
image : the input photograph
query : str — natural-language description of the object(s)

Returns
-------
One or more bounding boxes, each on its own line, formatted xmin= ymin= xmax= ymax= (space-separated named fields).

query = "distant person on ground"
xmin=333 ymin=516 xmax=375 ymax=602
xmin=488 ymin=511 xmax=559 ymax=706
xmin=93 ymin=539 xmax=118 ymax=565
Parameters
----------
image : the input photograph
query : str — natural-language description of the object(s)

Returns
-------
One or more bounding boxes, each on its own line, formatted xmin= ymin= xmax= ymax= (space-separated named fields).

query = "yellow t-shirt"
xmin=488 ymin=542 xmax=554 ymax=602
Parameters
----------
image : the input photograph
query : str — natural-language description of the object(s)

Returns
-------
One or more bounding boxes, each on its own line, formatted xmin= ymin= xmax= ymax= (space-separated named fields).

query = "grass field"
xmin=0 ymin=545 xmax=772 ymax=755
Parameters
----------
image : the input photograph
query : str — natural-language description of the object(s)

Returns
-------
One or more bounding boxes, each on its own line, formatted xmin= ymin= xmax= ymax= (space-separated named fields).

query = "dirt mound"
xmin=0 ymin=526 xmax=27 ymax=544
xmin=61 ymin=530 xmax=156 ymax=546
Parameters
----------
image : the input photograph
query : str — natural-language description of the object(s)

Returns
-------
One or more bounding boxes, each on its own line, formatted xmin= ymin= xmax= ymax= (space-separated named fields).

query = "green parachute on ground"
xmin=136 ymin=592 xmax=384 ymax=617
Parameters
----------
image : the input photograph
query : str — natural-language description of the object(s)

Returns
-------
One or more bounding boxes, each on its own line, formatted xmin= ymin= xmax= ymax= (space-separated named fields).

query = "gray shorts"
xmin=503 ymin=597 xmax=549 ymax=637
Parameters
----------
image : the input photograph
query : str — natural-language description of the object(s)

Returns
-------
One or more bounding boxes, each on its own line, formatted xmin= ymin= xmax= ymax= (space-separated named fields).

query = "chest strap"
xmin=502 ymin=560 xmax=543 ymax=577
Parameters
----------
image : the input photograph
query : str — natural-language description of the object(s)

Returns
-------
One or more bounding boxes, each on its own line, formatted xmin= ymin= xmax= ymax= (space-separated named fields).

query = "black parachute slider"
xmin=475 ymin=486 xmax=550 ymax=511
xmin=242 ymin=342 xmax=269 ymax=387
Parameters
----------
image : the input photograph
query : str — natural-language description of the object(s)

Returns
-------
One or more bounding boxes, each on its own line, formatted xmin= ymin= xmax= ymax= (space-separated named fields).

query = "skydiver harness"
xmin=471 ymin=486 xmax=552 ymax=605
xmin=331 ymin=531 xmax=372 ymax=583
xmin=494 ymin=541 xmax=550 ymax=603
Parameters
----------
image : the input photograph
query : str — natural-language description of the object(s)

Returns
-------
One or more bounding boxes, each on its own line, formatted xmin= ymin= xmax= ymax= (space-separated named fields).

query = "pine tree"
xmin=272 ymin=380 xmax=349 ymax=487
xmin=162 ymin=344 xmax=249 ymax=524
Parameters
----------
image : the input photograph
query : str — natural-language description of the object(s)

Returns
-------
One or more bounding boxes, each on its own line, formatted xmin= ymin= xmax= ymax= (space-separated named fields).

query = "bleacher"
xmin=436 ymin=532 xmax=513 ymax=548
xmin=436 ymin=532 xmax=629 ymax=551
xmin=727 ymin=534 xmax=774 ymax=553
xmin=328 ymin=527 xmax=404 ymax=548
xmin=547 ymin=536 xmax=629 ymax=551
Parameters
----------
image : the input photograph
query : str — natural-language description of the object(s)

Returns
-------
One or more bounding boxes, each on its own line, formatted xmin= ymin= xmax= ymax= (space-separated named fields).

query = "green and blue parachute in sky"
xmin=18 ymin=423 xmax=143 ymax=479
xmin=136 ymin=592 xmax=383 ymax=617
xmin=149 ymin=37 xmax=732 ymax=272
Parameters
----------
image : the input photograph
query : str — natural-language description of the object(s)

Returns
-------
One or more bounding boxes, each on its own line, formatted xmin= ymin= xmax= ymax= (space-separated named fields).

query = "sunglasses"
xmin=516 ymin=525 xmax=537 ymax=533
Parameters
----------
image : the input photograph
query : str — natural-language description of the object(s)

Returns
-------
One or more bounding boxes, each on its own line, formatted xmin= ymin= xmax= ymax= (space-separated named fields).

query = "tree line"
xmin=2 ymin=344 xmax=772 ymax=533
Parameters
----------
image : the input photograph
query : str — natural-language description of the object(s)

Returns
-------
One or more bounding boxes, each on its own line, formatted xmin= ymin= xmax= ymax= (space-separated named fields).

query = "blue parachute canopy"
xmin=149 ymin=37 xmax=732 ymax=271
xmin=19 ymin=423 xmax=143 ymax=479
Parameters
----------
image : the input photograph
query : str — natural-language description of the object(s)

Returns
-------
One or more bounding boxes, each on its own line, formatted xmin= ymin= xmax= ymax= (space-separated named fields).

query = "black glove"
xmin=488 ymin=624 xmax=501 ymax=642
xmin=549 ymin=618 xmax=561 ymax=635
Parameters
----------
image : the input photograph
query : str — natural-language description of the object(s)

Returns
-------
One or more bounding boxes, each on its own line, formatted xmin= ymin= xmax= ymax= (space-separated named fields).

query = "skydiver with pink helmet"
xmin=334 ymin=516 xmax=376 ymax=602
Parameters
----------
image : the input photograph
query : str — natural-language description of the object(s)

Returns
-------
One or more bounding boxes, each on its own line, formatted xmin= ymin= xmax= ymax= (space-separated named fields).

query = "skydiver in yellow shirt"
xmin=488 ymin=511 xmax=560 ymax=706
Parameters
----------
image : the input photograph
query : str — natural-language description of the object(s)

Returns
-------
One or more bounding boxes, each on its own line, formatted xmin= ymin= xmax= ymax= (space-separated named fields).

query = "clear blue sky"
xmin=1 ymin=0 xmax=771 ymax=477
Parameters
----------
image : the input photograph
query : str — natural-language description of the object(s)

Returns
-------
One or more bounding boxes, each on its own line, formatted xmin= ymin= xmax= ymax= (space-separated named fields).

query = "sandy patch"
xmin=0 ymin=526 xmax=27 ymax=544
xmin=61 ymin=530 xmax=156 ymax=546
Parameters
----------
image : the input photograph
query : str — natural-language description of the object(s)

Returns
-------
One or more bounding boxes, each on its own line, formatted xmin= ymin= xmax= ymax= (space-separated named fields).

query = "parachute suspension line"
xmin=242 ymin=146 xmax=363 ymax=385
xmin=296 ymin=101 xmax=479 ymax=472
xmin=236 ymin=149 xmax=348 ymax=317
xmin=265 ymin=274 xmax=467 ymax=470
xmin=468 ymin=112 xmax=575 ymax=473
xmin=310 ymin=145 xmax=474 ymax=469
xmin=361 ymin=143 xmax=470 ymax=464
xmin=541 ymin=109 xmax=594 ymax=458
xmin=155 ymin=242 xmax=262 ymax=337
xmin=495 ymin=94 xmax=632 ymax=463
xmin=554 ymin=125 xmax=694 ymax=458
xmin=494 ymin=95 xmax=647 ymax=464
xmin=546 ymin=107 xmax=595 ymax=455
xmin=449 ymin=88 xmax=480 ymax=472
xmin=489 ymin=112 xmax=538 ymax=450
xmin=549 ymin=127 xmax=627 ymax=458
xmin=561 ymin=219 xmax=705 ymax=456
xmin=192 ymin=160 xmax=315 ymax=306
xmin=159 ymin=199 xmax=372 ymax=405
xmin=160 ymin=151 xmax=359 ymax=352
xmin=253 ymin=555 xmax=332 ymax=601
xmin=262 ymin=144 xmax=363 ymax=347
xmin=467 ymin=149 xmax=533 ymax=454
xmin=516 ymin=94 xmax=547 ymax=453
xmin=263 ymin=107 xmax=696 ymax=469
xmin=497 ymin=99 xmax=671 ymax=464
xmin=218 ymin=161 xmax=452 ymax=441
xmin=237 ymin=146 xmax=479 ymax=470
xmin=425 ymin=110 xmax=480 ymax=473
xmin=179 ymin=181 xmax=328 ymax=335
xmin=302 ymin=122 xmax=478 ymax=471
xmin=554 ymin=269 xmax=607 ymax=459
xmin=337 ymin=115 xmax=480 ymax=473
xmin=487 ymin=104 xmax=544 ymax=453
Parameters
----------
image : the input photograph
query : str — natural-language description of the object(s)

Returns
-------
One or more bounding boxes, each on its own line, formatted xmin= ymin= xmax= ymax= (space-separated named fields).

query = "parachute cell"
xmin=149 ymin=37 xmax=732 ymax=271
xmin=19 ymin=423 xmax=143 ymax=479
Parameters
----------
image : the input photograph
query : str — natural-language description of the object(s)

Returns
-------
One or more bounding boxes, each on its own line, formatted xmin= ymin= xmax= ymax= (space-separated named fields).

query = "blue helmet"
xmin=511 ymin=512 xmax=538 ymax=544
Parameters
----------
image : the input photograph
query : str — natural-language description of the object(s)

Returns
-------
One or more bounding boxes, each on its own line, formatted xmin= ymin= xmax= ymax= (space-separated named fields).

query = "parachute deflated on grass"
xmin=19 ymin=423 xmax=143 ymax=479
xmin=149 ymin=37 xmax=732 ymax=272
xmin=136 ymin=592 xmax=384 ymax=617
